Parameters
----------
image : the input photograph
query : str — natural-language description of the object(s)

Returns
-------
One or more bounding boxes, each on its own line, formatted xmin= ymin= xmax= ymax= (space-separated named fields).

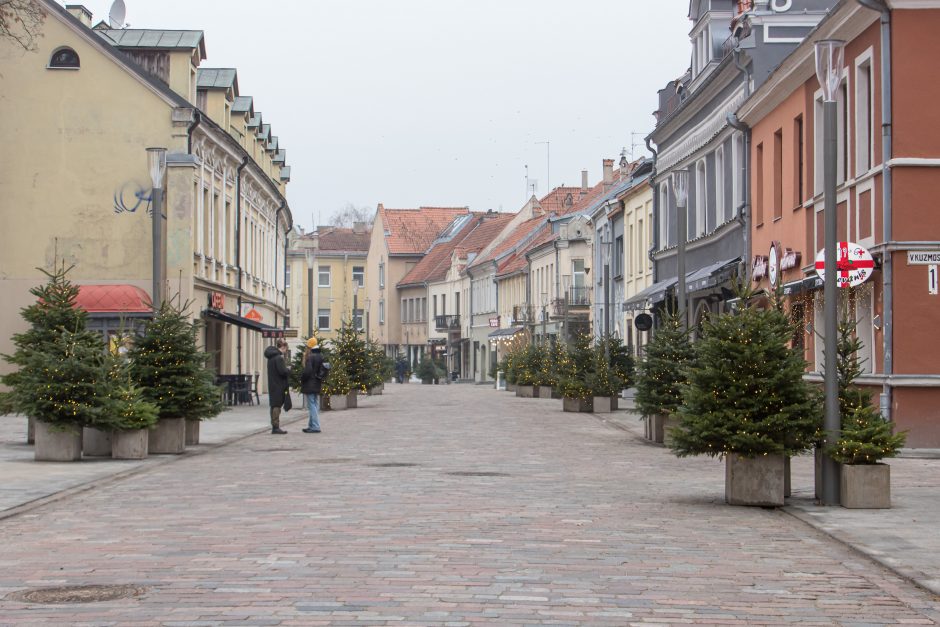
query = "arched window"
xmin=49 ymin=47 xmax=80 ymax=69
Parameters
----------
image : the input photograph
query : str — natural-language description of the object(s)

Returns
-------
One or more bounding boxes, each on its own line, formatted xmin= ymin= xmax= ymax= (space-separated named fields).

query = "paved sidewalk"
xmin=0 ymin=397 xmax=310 ymax=519
xmin=604 ymin=395 xmax=940 ymax=597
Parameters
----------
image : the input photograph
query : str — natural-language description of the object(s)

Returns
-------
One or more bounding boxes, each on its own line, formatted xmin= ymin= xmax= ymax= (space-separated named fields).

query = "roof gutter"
xmin=727 ymin=112 xmax=750 ymax=280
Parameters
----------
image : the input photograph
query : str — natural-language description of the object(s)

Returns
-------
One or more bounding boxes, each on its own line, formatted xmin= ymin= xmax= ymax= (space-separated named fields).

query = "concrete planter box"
xmin=841 ymin=463 xmax=891 ymax=509
xmin=346 ymin=391 xmax=358 ymax=409
xmin=725 ymin=453 xmax=786 ymax=507
xmin=610 ymin=396 xmax=619 ymax=411
xmin=537 ymin=386 xmax=554 ymax=399
xmin=516 ymin=384 xmax=536 ymax=398
xmin=368 ymin=384 xmax=384 ymax=396
xmin=34 ymin=421 xmax=82 ymax=462
xmin=562 ymin=397 xmax=593 ymax=412
xmin=112 ymin=428 xmax=149 ymax=459
xmin=507 ymin=383 xmax=517 ymax=393
xmin=592 ymin=396 xmax=612 ymax=414
xmin=185 ymin=419 xmax=201 ymax=446
xmin=647 ymin=414 xmax=667 ymax=443
xmin=27 ymin=416 xmax=35 ymax=444
xmin=551 ymin=387 xmax=563 ymax=399
xmin=662 ymin=416 xmax=680 ymax=448
xmin=82 ymin=427 xmax=112 ymax=457
xmin=148 ymin=417 xmax=185 ymax=454
xmin=329 ymin=394 xmax=348 ymax=410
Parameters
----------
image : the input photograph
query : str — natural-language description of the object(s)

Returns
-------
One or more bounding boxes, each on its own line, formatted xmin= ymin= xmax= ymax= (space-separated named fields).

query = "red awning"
xmin=76 ymin=285 xmax=152 ymax=314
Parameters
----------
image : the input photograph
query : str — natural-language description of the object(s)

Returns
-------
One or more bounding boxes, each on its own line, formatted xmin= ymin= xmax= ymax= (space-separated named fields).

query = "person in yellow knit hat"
xmin=300 ymin=337 xmax=327 ymax=433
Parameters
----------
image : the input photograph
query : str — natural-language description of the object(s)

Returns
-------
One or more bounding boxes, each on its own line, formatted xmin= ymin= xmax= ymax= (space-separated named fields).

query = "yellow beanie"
xmin=306 ymin=337 xmax=318 ymax=349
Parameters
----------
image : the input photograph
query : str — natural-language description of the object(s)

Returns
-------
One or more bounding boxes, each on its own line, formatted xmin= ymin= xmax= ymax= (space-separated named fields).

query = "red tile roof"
xmin=399 ymin=212 xmax=514 ymax=286
xmin=378 ymin=205 xmax=470 ymax=255
xmin=470 ymin=215 xmax=549 ymax=270
xmin=315 ymin=226 xmax=371 ymax=252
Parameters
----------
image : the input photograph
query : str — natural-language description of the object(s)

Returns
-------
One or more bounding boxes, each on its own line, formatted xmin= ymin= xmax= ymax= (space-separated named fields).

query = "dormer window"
xmin=48 ymin=47 xmax=80 ymax=69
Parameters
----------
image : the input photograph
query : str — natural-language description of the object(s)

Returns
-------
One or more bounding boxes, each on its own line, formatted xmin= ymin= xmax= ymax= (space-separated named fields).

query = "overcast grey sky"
xmin=81 ymin=1 xmax=692 ymax=230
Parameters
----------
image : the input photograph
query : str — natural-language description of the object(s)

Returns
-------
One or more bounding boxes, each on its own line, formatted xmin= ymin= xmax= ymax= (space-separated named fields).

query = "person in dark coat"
xmin=264 ymin=339 xmax=290 ymax=434
xmin=300 ymin=337 xmax=326 ymax=433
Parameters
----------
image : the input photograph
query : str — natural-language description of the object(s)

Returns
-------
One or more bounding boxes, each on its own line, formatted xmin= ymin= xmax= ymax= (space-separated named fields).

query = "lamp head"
xmin=671 ymin=168 xmax=689 ymax=207
xmin=146 ymin=147 xmax=167 ymax=190
xmin=814 ymin=39 xmax=845 ymax=102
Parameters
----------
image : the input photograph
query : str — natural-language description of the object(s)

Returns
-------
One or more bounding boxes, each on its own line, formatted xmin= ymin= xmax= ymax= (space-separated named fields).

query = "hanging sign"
xmin=768 ymin=242 xmax=780 ymax=289
xmin=209 ymin=291 xmax=225 ymax=310
xmin=815 ymin=241 xmax=874 ymax=288
xmin=241 ymin=304 xmax=263 ymax=322
xmin=488 ymin=317 xmax=500 ymax=328
xmin=634 ymin=313 xmax=653 ymax=331
xmin=780 ymin=248 xmax=801 ymax=271
xmin=752 ymin=255 xmax=768 ymax=282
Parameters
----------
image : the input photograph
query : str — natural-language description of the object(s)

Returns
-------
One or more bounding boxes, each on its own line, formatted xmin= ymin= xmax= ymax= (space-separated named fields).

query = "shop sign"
xmin=815 ymin=241 xmax=874 ymax=288
xmin=780 ymin=248 xmax=801 ymax=270
xmin=907 ymin=251 xmax=940 ymax=265
xmin=241 ymin=304 xmax=263 ymax=322
xmin=768 ymin=242 xmax=780 ymax=289
xmin=752 ymin=255 xmax=768 ymax=282
xmin=634 ymin=313 xmax=653 ymax=331
xmin=209 ymin=291 xmax=225 ymax=310
xmin=488 ymin=317 xmax=500 ymax=328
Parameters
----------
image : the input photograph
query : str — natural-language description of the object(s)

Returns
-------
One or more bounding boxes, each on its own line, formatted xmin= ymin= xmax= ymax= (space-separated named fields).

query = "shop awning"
xmin=622 ymin=277 xmax=678 ymax=312
xmin=487 ymin=326 xmax=524 ymax=338
xmin=782 ymin=275 xmax=823 ymax=296
xmin=76 ymin=284 xmax=152 ymax=316
xmin=203 ymin=308 xmax=285 ymax=338
xmin=685 ymin=257 xmax=740 ymax=293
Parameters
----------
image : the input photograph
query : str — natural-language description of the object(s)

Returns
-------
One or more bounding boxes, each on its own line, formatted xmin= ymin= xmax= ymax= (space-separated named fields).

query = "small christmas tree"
xmin=670 ymin=293 xmax=820 ymax=459
xmin=826 ymin=316 xmax=905 ymax=464
xmin=556 ymin=333 xmax=595 ymax=400
xmin=1 ymin=264 xmax=106 ymax=428
xmin=98 ymin=355 xmax=159 ymax=431
xmin=332 ymin=318 xmax=369 ymax=392
xmin=586 ymin=340 xmax=623 ymax=398
xmin=634 ymin=311 xmax=693 ymax=419
xmin=128 ymin=301 xmax=223 ymax=422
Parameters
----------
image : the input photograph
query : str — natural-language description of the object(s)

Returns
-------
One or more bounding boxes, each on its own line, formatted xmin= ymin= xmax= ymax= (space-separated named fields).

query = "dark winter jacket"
xmin=300 ymin=348 xmax=326 ymax=395
xmin=264 ymin=345 xmax=290 ymax=407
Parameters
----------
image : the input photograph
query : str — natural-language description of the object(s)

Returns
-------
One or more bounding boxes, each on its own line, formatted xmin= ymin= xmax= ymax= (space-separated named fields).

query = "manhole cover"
xmin=7 ymin=584 xmax=144 ymax=604
xmin=447 ymin=471 xmax=510 ymax=477
xmin=368 ymin=462 xmax=419 ymax=468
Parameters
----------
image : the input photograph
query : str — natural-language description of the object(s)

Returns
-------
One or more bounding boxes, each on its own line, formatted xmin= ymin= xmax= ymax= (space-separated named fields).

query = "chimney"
xmin=353 ymin=221 xmax=366 ymax=234
xmin=66 ymin=5 xmax=94 ymax=27
xmin=603 ymin=159 xmax=614 ymax=185
xmin=581 ymin=170 xmax=589 ymax=190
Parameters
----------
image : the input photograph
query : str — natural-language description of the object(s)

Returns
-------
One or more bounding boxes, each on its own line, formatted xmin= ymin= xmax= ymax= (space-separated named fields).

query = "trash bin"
xmin=451 ymin=369 xmax=458 ymax=382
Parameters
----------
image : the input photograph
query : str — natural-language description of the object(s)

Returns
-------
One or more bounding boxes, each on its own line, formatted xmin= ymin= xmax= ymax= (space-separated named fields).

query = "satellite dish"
xmin=109 ymin=0 xmax=126 ymax=29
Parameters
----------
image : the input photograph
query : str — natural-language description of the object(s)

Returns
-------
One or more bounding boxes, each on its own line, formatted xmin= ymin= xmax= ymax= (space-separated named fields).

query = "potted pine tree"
xmin=670 ymin=294 xmax=820 ymax=507
xmin=514 ymin=345 xmax=543 ymax=398
xmin=557 ymin=334 xmax=594 ymax=413
xmin=826 ymin=318 xmax=906 ymax=508
xmin=588 ymin=341 xmax=623 ymax=414
xmin=99 ymin=356 xmax=159 ymax=459
xmin=2 ymin=266 xmax=105 ymax=461
xmin=322 ymin=351 xmax=351 ymax=410
xmin=634 ymin=311 xmax=693 ymax=443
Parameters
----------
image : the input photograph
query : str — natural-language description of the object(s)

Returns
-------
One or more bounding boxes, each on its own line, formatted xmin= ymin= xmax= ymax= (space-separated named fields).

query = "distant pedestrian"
xmin=396 ymin=358 xmax=406 ymax=384
xmin=301 ymin=337 xmax=326 ymax=434
xmin=264 ymin=339 xmax=290 ymax=434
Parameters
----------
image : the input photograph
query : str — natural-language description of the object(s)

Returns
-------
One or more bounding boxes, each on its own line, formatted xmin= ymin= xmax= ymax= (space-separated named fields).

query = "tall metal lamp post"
xmin=671 ymin=169 xmax=690 ymax=325
xmin=815 ymin=39 xmax=846 ymax=506
xmin=146 ymin=147 xmax=167 ymax=310
xmin=305 ymin=247 xmax=315 ymax=338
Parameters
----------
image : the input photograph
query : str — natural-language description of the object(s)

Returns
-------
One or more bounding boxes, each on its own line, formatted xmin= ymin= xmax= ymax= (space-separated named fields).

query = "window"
xmin=715 ymin=146 xmax=725 ymax=224
xmin=794 ymin=115 xmax=804 ymax=207
xmin=695 ymin=159 xmax=706 ymax=237
xmin=285 ymin=264 xmax=291 ymax=288
xmin=433 ymin=295 xmax=438 ymax=317
xmin=856 ymin=57 xmax=873 ymax=176
xmin=378 ymin=263 xmax=385 ymax=288
xmin=773 ymin=129 xmax=783 ymax=220
xmin=614 ymin=235 xmax=624 ymax=277
xmin=353 ymin=309 xmax=364 ymax=331
xmin=49 ymin=47 xmax=80 ymax=69
xmin=401 ymin=299 xmax=407 ymax=323
xmin=379 ymin=299 xmax=385 ymax=324
xmin=659 ymin=183 xmax=669 ymax=248
xmin=352 ymin=266 xmax=364 ymax=287
xmin=318 ymin=266 xmax=331 ymax=287
xmin=317 ymin=308 xmax=331 ymax=331
xmin=814 ymin=96 xmax=824 ymax=196
xmin=755 ymin=142 xmax=765 ymax=226
xmin=839 ymin=81 xmax=848 ymax=185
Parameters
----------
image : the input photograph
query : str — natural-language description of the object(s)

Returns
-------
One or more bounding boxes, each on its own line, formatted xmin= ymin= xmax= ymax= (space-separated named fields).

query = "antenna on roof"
xmin=108 ymin=0 xmax=126 ymax=29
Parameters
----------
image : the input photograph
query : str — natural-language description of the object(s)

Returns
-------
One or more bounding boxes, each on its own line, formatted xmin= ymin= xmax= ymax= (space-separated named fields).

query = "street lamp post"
xmin=305 ymin=247 xmax=315 ymax=338
xmin=671 ymin=169 xmax=690 ymax=326
xmin=816 ymin=39 xmax=846 ymax=506
xmin=146 ymin=147 xmax=167 ymax=310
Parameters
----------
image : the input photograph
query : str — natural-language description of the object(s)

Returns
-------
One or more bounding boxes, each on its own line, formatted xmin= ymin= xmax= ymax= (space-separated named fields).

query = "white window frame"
xmin=658 ymin=182 xmax=669 ymax=249
xmin=715 ymin=145 xmax=726 ymax=224
xmin=378 ymin=262 xmax=385 ymax=289
xmin=379 ymin=299 xmax=385 ymax=325
xmin=695 ymin=159 xmax=707 ymax=237
xmin=352 ymin=265 xmax=365 ymax=287
xmin=318 ymin=265 xmax=331 ymax=287
xmin=317 ymin=308 xmax=331 ymax=331
xmin=855 ymin=49 xmax=875 ymax=177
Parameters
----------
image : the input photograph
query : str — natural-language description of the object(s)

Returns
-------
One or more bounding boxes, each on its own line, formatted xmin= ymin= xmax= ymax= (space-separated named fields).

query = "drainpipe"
xmin=234 ymin=156 xmax=249 ymax=375
xmin=645 ymin=137 xmax=659 ymax=283
xmin=727 ymin=113 xmax=751 ymax=279
xmin=276 ymin=201 xmax=287 ymax=331
xmin=554 ymin=240 xmax=561 ymax=343
xmin=186 ymin=110 xmax=202 ymax=154
xmin=857 ymin=0 xmax=893 ymax=419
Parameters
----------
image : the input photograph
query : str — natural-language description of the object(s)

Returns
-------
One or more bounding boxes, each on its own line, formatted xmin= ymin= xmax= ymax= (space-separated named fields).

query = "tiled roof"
xmin=469 ymin=215 xmax=547 ymax=270
xmin=196 ymin=68 xmax=237 ymax=90
xmin=378 ymin=205 xmax=470 ymax=255
xmin=399 ymin=213 xmax=513 ymax=286
xmin=497 ymin=224 xmax=556 ymax=277
xmin=537 ymin=186 xmax=582 ymax=215
xmin=317 ymin=226 xmax=371 ymax=253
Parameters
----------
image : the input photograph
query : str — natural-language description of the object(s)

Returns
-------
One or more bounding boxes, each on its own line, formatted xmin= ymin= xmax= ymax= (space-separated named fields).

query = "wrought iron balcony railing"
xmin=434 ymin=314 xmax=460 ymax=331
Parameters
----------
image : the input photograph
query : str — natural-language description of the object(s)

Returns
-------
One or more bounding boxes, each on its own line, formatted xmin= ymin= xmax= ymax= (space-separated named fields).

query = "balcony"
xmin=434 ymin=314 xmax=460 ymax=332
xmin=551 ymin=287 xmax=592 ymax=317
xmin=512 ymin=305 xmax=533 ymax=324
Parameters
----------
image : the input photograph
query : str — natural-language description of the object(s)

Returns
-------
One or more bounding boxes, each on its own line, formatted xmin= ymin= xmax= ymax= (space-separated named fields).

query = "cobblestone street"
xmin=1 ymin=384 xmax=938 ymax=626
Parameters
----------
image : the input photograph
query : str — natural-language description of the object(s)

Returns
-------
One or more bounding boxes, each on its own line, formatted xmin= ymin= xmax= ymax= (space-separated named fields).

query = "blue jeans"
xmin=305 ymin=394 xmax=321 ymax=431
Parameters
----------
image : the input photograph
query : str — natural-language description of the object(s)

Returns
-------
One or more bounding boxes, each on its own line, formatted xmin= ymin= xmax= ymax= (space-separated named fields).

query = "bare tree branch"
xmin=329 ymin=203 xmax=374 ymax=227
xmin=1 ymin=0 xmax=46 ymax=51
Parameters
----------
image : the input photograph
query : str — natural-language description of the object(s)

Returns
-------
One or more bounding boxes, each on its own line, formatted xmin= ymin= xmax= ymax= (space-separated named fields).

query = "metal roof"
xmin=232 ymin=96 xmax=253 ymax=113
xmin=96 ymin=29 xmax=206 ymax=59
xmin=273 ymin=149 xmax=286 ymax=164
xmin=196 ymin=68 xmax=237 ymax=90
xmin=248 ymin=113 xmax=262 ymax=128
xmin=279 ymin=166 xmax=291 ymax=181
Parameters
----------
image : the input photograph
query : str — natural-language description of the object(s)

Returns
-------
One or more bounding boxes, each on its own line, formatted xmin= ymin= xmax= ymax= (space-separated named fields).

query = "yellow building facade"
xmin=0 ymin=2 xmax=293 ymax=386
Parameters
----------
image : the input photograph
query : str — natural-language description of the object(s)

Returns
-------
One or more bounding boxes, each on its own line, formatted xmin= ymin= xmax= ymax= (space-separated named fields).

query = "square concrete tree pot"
xmin=185 ymin=419 xmax=201 ymax=446
xmin=27 ymin=416 xmax=36 ymax=444
xmin=111 ymin=428 xmax=149 ymax=459
xmin=647 ymin=414 xmax=667 ymax=443
xmin=368 ymin=384 xmax=384 ymax=396
xmin=562 ymin=397 xmax=593 ymax=412
xmin=329 ymin=394 xmax=348 ymax=411
xmin=82 ymin=427 xmax=112 ymax=457
xmin=506 ymin=383 xmax=517 ymax=393
xmin=537 ymin=386 xmax=554 ymax=399
xmin=346 ymin=390 xmax=358 ymax=409
xmin=592 ymin=396 xmax=612 ymax=414
xmin=34 ymin=421 xmax=83 ymax=462
xmin=725 ymin=453 xmax=786 ymax=507
xmin=840 ymin=463 xmax=891 ymax=509
xmin=516 ymin=385 xmax=536 ymax=398
xmin=662 ymin=416 xmax=680 ymax=448
xmin=148 ymin=417 xmax=186 ymax=454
